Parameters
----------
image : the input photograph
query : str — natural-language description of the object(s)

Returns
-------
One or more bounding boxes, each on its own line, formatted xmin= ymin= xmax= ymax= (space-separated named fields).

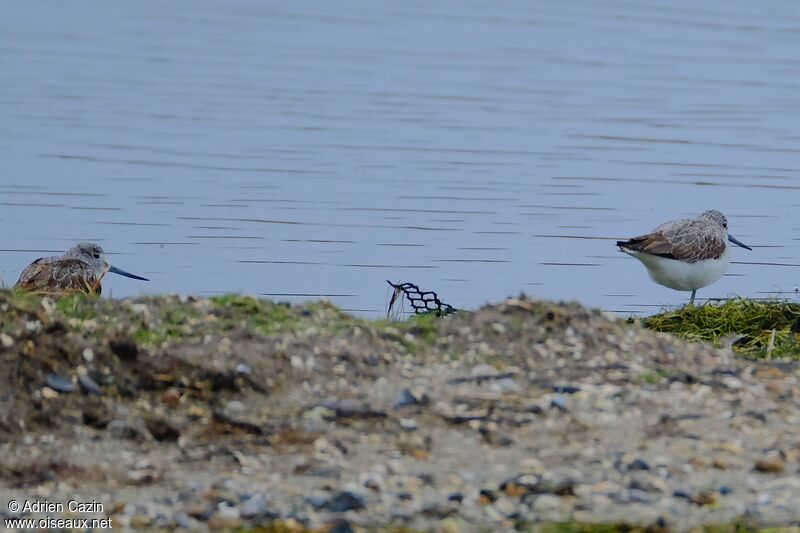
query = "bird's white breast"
xmin=624 ymin=246 xmax=731 ymax=292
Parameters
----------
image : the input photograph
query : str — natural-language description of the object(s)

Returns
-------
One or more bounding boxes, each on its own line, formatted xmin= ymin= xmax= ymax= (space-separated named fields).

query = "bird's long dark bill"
xmin=728 ymin=235 xmax=752 ymax=251
xmin=109 ymin=265 xmax=149 ymax=281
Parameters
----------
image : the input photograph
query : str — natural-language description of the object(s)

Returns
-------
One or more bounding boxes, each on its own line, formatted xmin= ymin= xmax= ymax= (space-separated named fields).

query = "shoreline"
xmin=1 ymin=291 xmax=799 ymax=531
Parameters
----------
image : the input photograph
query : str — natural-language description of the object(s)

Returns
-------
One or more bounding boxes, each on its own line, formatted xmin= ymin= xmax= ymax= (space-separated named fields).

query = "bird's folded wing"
xmin=618 ymin=220 xmax=725 ymax=263
xmin=16 ymin=259 xmax=101 ymax=295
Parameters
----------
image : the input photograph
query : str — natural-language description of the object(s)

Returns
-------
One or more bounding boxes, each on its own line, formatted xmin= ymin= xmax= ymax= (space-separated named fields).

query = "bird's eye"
xmin=92 ymin=253 xmax=100 ymax=259
xmin=723 ymin=222 xmax=727 ymax=228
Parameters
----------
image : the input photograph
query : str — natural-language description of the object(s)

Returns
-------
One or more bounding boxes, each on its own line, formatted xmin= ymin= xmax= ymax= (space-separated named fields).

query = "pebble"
xmin=78 ymin=372 xmax=102 ymax=396
xmin=627 ymin=488 xmax=653 ymax=504
xmin=489 ymin=378 xmax=520 ymax=394
xmin=235 ymin=362 xmax=252 ymax=375
xmin=394 ymin=387 xmax=430 ymax=408
xmin=41 ymin=386 xmax=59 ymax=399
xmin=325 ymin=491 xmax=366 ymax=512
xmin=45 ymin=372 xmax=75 ymax=393
xmin=755 ymin=456 xmax=785 ymax=473
xmin=399 ymin=418 xmax=418 ymax=431
xmin=225 ymin=400 xmax=246 ymax=413
xmin=628 ymin=458 xmax=651 ymax=471
xmin=532 ymin=494 xmax=562 ymax=513
xmin=0 ymin=333 xmax=14 ymax=348
xmin=471 ymin=364 xmax=498 ymax=377
xmin=550 ymin=394 xmax=568 ymax=411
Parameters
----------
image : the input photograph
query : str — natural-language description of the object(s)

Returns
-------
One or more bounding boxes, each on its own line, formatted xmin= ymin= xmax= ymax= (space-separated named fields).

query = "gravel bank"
xmin=0 ymin=291 xmax=798 ymax=531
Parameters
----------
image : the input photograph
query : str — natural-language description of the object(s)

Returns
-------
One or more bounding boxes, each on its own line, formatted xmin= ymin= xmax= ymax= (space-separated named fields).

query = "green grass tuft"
xmin=642 ymin=298 xmax=800 ymax=359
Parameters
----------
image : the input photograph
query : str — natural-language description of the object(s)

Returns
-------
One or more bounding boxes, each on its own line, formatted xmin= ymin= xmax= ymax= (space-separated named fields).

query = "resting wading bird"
xmin=616 ymin=209 xmax=751 ymax=304
xmin=15 ymin=242 xmax=148 ymax=296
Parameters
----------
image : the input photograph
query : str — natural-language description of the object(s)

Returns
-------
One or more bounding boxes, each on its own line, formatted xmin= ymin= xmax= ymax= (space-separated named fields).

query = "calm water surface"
xmin=2 ymin=1 xmax=799 ymax=315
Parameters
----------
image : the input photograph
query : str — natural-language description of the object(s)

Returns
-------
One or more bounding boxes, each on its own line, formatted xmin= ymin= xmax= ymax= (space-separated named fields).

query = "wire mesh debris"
xmin=387 ymin=280 xmax=457 ymax=318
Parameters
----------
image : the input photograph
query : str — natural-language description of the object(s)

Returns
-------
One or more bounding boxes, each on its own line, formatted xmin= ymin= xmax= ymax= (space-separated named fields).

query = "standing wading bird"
xmin=15 ymin=242 xmax=148 ymax=296
xmin=616 ymin=210 xmax=752 ymax=305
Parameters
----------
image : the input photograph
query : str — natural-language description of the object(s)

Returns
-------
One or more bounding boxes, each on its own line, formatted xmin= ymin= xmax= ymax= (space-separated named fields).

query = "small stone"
xmin=628 ymin=458 xmax=651 ymax=471
xmin=448 ymin=492 xmax=463 ymax=503
xmin=550 ymin=394 xmax=568 ymax=411
xmin=399 ymin=418 xmax=417 ymax=431
xmin=239 ymin=493 xmax=274 ymax=520
xmin=173 ymin=512 xmax=194 ymax=529
xmin=306 ymin=495 xmax=329 ymax=510
xmin=108 ymin=419 xmax=145 ymax=441
xmin=719 ymin=485 xmax=734 ymax=495
xmin=162 ymin=388 xmax=182 ymax=407
xmin=553 ymin=385 xmax=581 ymax=394
xmin=327 ymin=518 xmax=356 ymax=533
xmin=78 ymin=372 xmax=102 ymax=396
xmin=755 ymin=456 xmax=784 ymax=473
xmin=226 ymin=400 xmax=246 ymax=413
xmin=361 ymin=472 xmax=384 ymax=492
xmin=478 ymin=489 xmax=497 ymax=504
xmin=207 ymin=504 xmax=241 ymax=529
xmin=491 ymin=323 xmax=506 ymax=334
xmin=109 ymin=338 xmax=139 ymax=361
xmin=0 ymin=333 xmax=13 ymax=348
xmin=691 ymin=491 xmax=716 ymax=506
xmin=394 ymin=388 xmax=430 ymax=408
xmin=471 ymin=364 xmax=498 ymax=377
xmin=82 ymin=347 xmax=94 ymax=362
xmin=145 ymin=416 xmax=180 ymax=442
xmin=489 ymin=378 xmax=519 ymax=394
xmin=235 ymin=362 xmax=252 ymax=375
xmin=325 ymin=490 xmax=365 ymax=512
xmin=672 ymin=489 xmax=692 ymax=500
xmin=532 ymin=493 xmax=562 ymax=513
xmin=41 ymin=387 xmax=59 ymax=399
xmin=628 ymin=488 xmax=653 ymax=504
xmin=45 ymin=372 xmax=75 ymax=393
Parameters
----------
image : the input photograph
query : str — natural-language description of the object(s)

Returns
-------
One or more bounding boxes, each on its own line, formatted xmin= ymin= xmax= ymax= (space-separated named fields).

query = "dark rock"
xmin=327 ymin=518 xmax=356 ymax=533
xmin=109 ymin=338 xmax=139 ymax=361
xmin=628 ymin=458 xmax=651 ymax=471
xmin=479 ymin=489 xmax=497 ymax=503
xmin=553 ymin=385 xmax=581 ymax=394
xmin=448 ymin=372 xmax=517 ymax=385
xmin=320 ymin=399 xmax=387 ymax=420
xmin=398 ymin=492 xmax=413 ymax=501
xmin=145 ymin=416 xmax=180 ymax=442
xmin=78 ymin=373 xmax=102 ymax=396
xmin=81 ymin=400 xmax=112 ymax=428
xmin=45 ymin=373 xmax=74 ymax=393
xmin=672 ymin=489 xmax=692 ymax=501
xmin=719 ymin=485 xmax=733 ymax=495
xmin=107 ymin=419 xmax=145 ymax=441
xmin=448 ymin=492 xmax=463 ymax=503
xmin=325 ymin=490 xmax=365 ymax=513
xmin=394 ymin=388 xmax=431 ymax=409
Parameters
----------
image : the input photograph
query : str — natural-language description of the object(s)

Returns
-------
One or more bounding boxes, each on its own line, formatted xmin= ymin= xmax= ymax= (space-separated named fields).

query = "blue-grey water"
xmin=2 ymin=1 xmax=799 ymax=315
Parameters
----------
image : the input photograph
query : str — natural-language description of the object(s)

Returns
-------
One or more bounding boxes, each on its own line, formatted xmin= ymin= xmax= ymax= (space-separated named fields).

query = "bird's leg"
xmin=689 ymin=289 xmax=696 ymax=305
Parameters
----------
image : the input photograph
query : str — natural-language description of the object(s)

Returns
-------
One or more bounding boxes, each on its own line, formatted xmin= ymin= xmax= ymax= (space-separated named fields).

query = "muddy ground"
xmin=1 ymin=290 xmax=799 ymax=532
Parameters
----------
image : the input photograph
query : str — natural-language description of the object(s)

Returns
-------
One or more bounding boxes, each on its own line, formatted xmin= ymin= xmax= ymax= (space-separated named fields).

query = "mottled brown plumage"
xmin=15 ymin=243 xmax=148 ymax=297
xmin=16 ymin=257 xmax=104 ymax=295
xmin=617 ymin=214 xmax=727 ymax=263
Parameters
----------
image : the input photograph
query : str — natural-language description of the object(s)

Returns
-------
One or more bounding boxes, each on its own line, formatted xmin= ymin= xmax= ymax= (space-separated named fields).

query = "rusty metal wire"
xmin=386 ymin=280 xmax=457 ymax=318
